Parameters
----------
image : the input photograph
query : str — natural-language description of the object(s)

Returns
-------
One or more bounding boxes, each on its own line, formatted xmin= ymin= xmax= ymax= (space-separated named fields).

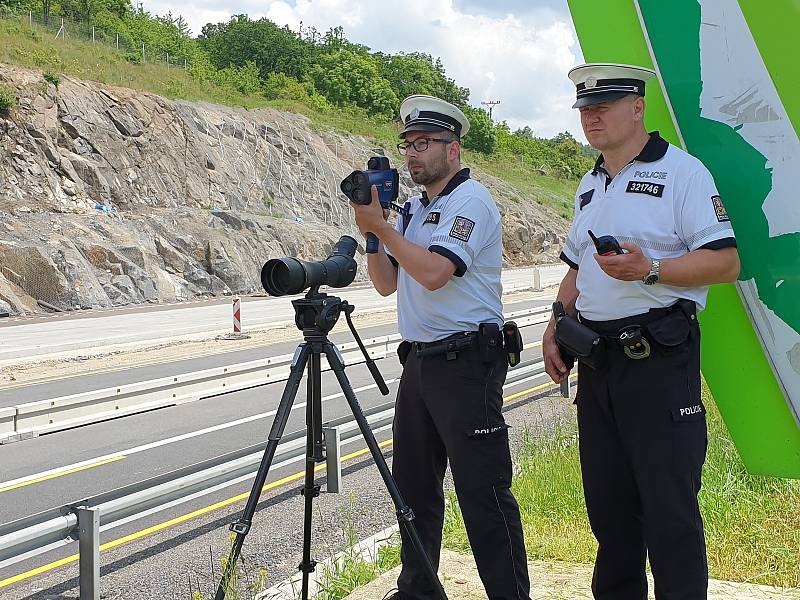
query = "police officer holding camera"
xmin=351 ymin=95 xmax=530 ymax=600
xmin=543 ymin=64 xmax=740 ymax=599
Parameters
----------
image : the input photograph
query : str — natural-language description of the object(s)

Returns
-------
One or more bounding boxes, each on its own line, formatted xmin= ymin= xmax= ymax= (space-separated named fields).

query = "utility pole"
xmin=481 ymin=100 xmax=501 ymax=121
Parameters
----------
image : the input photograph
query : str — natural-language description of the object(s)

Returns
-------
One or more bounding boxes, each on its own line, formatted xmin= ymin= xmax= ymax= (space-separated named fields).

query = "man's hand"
xmin=543 ymin=320 xmax=570 ymax=384
xmin=351 ymin=185 xmax=390 ymax=238
xmin=594 ymin=242 xmax=652 ymax=281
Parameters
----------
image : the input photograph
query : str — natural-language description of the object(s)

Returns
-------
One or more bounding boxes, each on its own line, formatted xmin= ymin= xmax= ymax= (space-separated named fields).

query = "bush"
xmin=262 ymin=72 xmax=333 ymax=112
xmin=43 ymin=70 xmax=60 ymax=88
xmin=212 ymin=61 xmax=262 ymax=96
xmin=0 ymin=83 xmax=16 ymax=113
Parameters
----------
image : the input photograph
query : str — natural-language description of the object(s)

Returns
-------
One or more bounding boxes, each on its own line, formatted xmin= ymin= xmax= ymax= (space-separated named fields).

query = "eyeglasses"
xmin=396 ymin=137 xmax=452 ymax=155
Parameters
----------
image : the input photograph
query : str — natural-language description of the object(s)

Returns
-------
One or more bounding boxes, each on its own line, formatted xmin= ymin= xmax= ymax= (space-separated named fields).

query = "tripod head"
xmin=292 ymin=286 xmax=347 ymax=336
xmin=291 ymin=286 xmax=389 ymax=394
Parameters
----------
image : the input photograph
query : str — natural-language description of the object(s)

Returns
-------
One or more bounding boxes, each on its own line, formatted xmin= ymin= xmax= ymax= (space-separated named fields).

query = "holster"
xmin=553 ymin=302 xmax=607 ymax=370
xmin=478 ymin=322 xmax=502 ymax=363
xmin=397 ymin=340 xmax=411 ymax=366
xmin=645 ymin=299 xmax=697 ymax=350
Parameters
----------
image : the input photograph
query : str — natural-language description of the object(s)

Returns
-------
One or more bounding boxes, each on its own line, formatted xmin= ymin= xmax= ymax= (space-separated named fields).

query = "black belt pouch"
xmin=397 ymin=340 xmax=412 ymax=366
xmin=478 ymin=322 xmax=501 ymax=363
xmin=554 ymin=304 xmax=607 ymax=370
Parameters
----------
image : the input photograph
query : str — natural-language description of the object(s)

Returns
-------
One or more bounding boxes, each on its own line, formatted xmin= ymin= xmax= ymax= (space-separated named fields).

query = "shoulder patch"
xmin=711 ymin=195 xmax=729 ymax=222
xmin=424 ymin=211 xmax=440 ymax=225
xmin=625 ymin=180 xmax=664 ymax=197
xmin=449 ymin=216 xmax=475 ymax=242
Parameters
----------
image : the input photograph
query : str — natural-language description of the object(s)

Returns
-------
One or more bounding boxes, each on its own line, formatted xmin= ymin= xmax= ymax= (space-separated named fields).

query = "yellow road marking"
xmin=0 ymin=456 xmax=126 ymax=494
xmin=0 ymin=377 xmax=567 ymax=588
xmin=504 ymin=373 xmax=576 ymax=403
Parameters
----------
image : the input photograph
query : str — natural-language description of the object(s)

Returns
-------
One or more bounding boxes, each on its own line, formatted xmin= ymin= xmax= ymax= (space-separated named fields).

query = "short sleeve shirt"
xmin=560 ymin=132 xmax=736 ymax=320
xmin=385 ymin=169 xmax=504 ymax=342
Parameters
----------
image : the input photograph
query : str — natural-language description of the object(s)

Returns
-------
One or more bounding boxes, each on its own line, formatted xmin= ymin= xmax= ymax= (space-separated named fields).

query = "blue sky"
xmin=142 ymin=0 xmax=586 ymax=140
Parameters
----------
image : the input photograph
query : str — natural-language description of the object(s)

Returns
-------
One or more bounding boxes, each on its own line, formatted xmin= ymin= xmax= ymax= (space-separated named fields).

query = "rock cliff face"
xmin=0 ymin=64 xmax=569 ymax=314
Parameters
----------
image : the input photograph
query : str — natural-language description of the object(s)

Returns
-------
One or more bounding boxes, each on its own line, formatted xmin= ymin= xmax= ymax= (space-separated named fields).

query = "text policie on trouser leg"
xmin=575 ymin=310 xmax=708 ymax=600
xmin=392 ymin=337 xmax=530 ymax=600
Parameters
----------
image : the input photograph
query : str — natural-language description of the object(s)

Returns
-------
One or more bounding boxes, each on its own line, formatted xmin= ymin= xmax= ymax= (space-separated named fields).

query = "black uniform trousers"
xmin=392 ymin=338 xmax=530 ymax=600
xmin=576 ymin=308 xmax=708 ymax=600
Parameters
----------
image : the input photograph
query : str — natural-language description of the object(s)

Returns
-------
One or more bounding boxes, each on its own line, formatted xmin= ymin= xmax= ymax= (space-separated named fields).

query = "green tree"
xmin=378 ymin=52 xmax=469 ymax=107
xmin=60 ymin=0 xmax=128 ymax=28
xmin=513 ymin=126 xmax=534 ymax=139
xmin=309 ymin=49 xmax=398 ymax=118
xmin=198 ymin=15 xmax=313 ymax=80
xmin=461 ymin=105 xmax=496 ymax=154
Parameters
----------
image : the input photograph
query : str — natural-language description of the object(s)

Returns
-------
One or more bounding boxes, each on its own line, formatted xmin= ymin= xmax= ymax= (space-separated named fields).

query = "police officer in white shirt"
xmin=543 ymin=64 xmax=740 ymax=600
xmin=352 ymin=95 xmax=530 ymax=600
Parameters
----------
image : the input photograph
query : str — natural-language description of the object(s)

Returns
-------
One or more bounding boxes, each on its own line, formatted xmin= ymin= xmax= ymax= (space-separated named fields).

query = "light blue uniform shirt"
xmin=385 ymin=169 xmax=504 ymax=342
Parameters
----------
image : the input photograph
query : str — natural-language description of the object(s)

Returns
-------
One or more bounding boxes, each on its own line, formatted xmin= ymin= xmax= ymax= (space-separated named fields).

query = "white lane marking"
xmin=0 ymin=379 xmax=400 ymax=490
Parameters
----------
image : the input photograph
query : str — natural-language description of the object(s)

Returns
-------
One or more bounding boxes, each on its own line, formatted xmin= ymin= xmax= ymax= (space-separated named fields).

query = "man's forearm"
xmin=367 ymin=245 xmax=397 ymax=296
xmin=659 ymin=247 xmax=740 ymax=287
xmin=557 ymin=269 xmax=579 ymax=316
xmin=546 ymin=268 xmax=579 ymax=333
xmin=376 ymin=222 xmax=455 ymax=290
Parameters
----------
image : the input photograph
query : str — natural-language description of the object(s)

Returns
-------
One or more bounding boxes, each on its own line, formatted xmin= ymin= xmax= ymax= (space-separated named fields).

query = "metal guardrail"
xmin=0 ymin=306 xmax=562 ymax=598
xmin=0 ymin=359 xmax=560 ymax=571
xmin=1 ymin=307 xmax=551 ymax=442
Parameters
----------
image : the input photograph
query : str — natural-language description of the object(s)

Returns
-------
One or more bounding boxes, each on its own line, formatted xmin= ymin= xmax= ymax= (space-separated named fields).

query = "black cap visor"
xmin=573 ymin=91 xmax=636 ymax=109
xmin=399 ymin=122 xmax=456 ymax=138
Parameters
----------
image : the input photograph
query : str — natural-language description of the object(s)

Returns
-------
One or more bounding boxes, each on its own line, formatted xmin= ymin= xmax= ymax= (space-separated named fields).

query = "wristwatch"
xmin=643 ymin=259 xmax=660 ymax=285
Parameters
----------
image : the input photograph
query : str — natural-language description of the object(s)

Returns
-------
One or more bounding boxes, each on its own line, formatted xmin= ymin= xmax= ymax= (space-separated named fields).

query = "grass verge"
xmin=443 ymin=382 xmax=800 ymax=588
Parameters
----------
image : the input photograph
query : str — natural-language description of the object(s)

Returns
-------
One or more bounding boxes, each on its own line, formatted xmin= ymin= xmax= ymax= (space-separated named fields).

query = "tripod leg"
xmin=215 ymin=343 xmax=312 ymax=600
xmin=300 ymin=349 xmax=324 ymax=600
xmin=322 ymin=343 xmax=449 ymax=600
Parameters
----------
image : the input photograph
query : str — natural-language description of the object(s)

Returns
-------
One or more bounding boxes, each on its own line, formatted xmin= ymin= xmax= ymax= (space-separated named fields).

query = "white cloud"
xmin=141 ymin=0 xmax=586 ymax=140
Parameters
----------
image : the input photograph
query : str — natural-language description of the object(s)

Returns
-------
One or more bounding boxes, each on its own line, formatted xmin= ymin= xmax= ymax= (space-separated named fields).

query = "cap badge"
xmin=410 ymin=107 xmax=420 ymax=120
xmin=585 ymin=76 xmax=598 ymax=89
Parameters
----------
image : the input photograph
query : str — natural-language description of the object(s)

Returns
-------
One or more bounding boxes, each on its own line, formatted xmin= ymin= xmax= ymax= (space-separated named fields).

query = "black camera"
xmin=261 ymin=235 xmax=358 ymax=296
xmin=340 ymin=156 xmax=399 ymax=253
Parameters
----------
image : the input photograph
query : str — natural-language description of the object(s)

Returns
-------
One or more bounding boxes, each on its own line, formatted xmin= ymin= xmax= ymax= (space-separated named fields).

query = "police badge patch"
xmin=449 ymin=216 xmax=475 ymax=242
xmin=711 ymin=195 xmax=730 ymax=222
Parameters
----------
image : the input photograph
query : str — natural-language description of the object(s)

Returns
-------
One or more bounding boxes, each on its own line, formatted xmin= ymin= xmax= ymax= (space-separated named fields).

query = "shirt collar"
xmin=420 ymin=168 xmax=471 ymax=207
xmin=591 ymin=131 xmax=668 ymax=176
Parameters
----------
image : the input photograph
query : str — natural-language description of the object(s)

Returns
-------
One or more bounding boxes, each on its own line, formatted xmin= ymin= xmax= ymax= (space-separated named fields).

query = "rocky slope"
xmin=0 ymin=64 xmax=569 ymax=314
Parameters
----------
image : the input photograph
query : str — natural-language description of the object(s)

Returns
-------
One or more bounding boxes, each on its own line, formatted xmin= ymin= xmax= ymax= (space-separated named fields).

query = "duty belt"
xmin=412 ymin=332 xmax=477 ymax=360
xmin=580 ymin=299 xmax=697 ymax=362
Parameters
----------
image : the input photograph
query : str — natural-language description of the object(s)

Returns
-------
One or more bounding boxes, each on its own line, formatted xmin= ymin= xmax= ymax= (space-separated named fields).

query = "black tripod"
xmin=215 ymin=288 xmax=447 ymax=600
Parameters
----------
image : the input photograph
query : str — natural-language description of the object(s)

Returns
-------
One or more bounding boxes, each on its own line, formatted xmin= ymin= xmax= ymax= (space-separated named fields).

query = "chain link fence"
xmin=0 ymin=7 xmax=190 ymax=71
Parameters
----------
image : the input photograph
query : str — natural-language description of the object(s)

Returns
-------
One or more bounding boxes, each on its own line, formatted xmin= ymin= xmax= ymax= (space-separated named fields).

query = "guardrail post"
xmin=532 ymin=267 xmax=543 ymax=292
xmin=76 ymin=506 xmax=100 ymax=599
xmin=323 ymin=426 xmax=342 ymax=493
xmin=560 ymin=378 xmax=570 ymax=399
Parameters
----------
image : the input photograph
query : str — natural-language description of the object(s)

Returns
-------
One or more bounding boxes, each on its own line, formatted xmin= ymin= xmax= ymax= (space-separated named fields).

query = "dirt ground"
xmin=345 ymin=549 xmax=800 ymax=600
xmin=0 ymin=289 xmax=550 ymax=388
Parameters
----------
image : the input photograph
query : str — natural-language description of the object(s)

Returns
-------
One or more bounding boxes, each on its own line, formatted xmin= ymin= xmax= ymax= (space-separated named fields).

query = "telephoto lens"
xmin=261 ymin=235 xmax=358 ymax=296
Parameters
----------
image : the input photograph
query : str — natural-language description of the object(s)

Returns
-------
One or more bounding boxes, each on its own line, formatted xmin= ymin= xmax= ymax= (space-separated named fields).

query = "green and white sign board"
xmin=567 ymin=0 xmax=800 ymax=478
